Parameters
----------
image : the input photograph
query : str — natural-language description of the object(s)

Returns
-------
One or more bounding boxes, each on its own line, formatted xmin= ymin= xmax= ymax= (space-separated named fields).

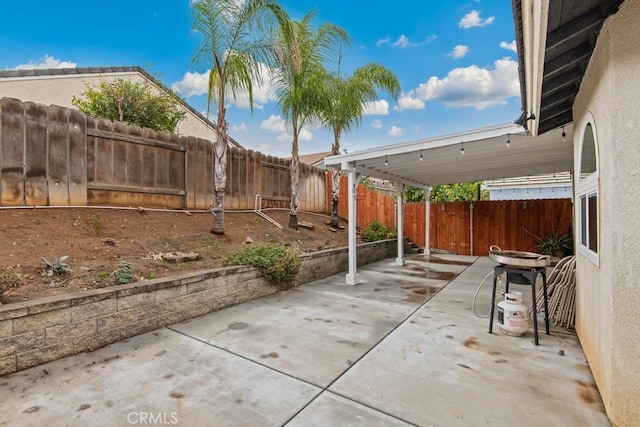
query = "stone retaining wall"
xmin=0 ymin=239 xmax=396 ymax=376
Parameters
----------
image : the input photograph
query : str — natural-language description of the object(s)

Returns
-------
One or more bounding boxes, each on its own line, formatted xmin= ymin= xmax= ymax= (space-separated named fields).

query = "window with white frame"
xmin=576 ymin=121 xmax=599 ymax=264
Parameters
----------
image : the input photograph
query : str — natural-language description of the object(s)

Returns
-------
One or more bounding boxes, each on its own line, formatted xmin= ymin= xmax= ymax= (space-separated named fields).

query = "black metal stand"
xmin=488 ymin=265 xmax=549 ymax=345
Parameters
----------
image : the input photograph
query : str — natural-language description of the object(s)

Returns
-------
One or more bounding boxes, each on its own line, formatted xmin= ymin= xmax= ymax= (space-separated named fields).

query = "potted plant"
xmin=535 ymin=232 xmax=573 ymax=258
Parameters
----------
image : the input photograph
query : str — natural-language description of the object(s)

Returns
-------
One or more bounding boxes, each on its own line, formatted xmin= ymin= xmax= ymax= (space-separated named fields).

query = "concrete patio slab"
xmin=0 ymin=255 xmax=609 ymax=427
xmin=0 ymin=327 xmax=320 ymax=426
xmin=287 ymin=392 xmax=412 ymax=426
xmin=169 ymin=282 xmax=416 ymax=387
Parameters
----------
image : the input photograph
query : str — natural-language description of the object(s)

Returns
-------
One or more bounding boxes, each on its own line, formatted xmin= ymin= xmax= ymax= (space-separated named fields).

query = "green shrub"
xmin=361 ymin=220 xmax=391 ymax=242
xmin=113 ymin=261 xmax=137 ymax=285
xmin=223 ymin=244 xmax=301 ymax=286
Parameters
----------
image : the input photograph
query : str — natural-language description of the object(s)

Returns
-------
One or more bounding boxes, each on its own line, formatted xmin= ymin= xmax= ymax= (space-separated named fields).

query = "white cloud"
xmin=363 ymin=100 xmax=390 ymax=115
xmin=370 ymin=119 xmax=383 ymax=129
xmin=459 ymin=10 xmax=495 ymax=29
xmin=260 ymin=114 xmax=287 ymax=133
xmin=500 ymin=40 xmax=517 ymax=52
xmin=413 ymin=57 xmax=520 ymax=110
xmin=171 ymin=63 xmax=277 ymax=109
xmin=14 ymin=55 xmax=77 ymax=70
xmin=392 ymin=35 xmax=415 ymax=48
xmin=395 ymin=92 xmax=426 ymax=111
xmin=388 ymin=126 xmax=403 ymax=137
xmin=231 ymin=122 xmax=247 ymax=132
xmin=260 ymin=114 xmax=313 ymax=143
xmin=448 ymin=45 xmax=469 ymax=59
xmin=172 ymin=70 xmax=210 ymax=97
xmin=376 ymin=37 xmax=391 ymax=47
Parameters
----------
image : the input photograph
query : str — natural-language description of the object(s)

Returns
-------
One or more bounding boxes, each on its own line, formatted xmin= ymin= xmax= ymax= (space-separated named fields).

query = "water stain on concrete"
xmin=424 ymin=257 xmax=473 ymax=266
xmin=260 ymin=352 xmax=279 ymax=359
xmin=575 ymin=380 xmax=602 ymax=407
xmin=464 ymin=337 xmax=480 ymax=349
xmin=228 ymin=322 xmax=248 ymax=330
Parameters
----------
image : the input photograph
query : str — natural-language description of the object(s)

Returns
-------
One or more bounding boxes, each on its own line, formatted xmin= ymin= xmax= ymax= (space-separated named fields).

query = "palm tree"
xmin=271 ymin=11 xmax=349 ymax=228
xmin=191 ymin=0 xmax=288 ymax=234
xmin=322 ymin=61 xmax=400 ymax=227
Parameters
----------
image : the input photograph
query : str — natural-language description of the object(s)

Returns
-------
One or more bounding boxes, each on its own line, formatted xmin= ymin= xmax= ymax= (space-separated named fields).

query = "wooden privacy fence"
xmin=0 ymin=98 xmax=327 ymax=211
xmin=332 ymin=175 xmax=573 ymax=255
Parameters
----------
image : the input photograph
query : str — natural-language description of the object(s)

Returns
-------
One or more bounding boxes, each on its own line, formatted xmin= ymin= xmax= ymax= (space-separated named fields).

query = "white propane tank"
xmin=497 ymin=291 xmax=529 ymax=336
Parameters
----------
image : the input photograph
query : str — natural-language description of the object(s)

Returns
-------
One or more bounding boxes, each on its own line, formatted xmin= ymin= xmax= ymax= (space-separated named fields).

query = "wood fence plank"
xmin=86 ymin=116 xmax=96 ymax=186
xmin=47 ymin=105 xmax=70 ymax=206
xmin=24 ymin=102 xmax=48 ymax=206
xmin=141 ymin=128 xmax=157 ymax=207
xmin=0 ymin=98 xmax=25 ymax=206
xmin=96 ymin=119 xmax=114 ymax=186
xmin=68 ymin=108 xmax=87 ymax=205
xmin=194 ymin=138 xmax=207 ymax=209
xmin=127 ymin=125 xmax=144 ymax=189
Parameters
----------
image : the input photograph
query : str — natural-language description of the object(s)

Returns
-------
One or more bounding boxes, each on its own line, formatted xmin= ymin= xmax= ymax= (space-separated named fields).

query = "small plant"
xmin=0 ymin=268 xmax=24 ymax=302
xmin=97 ymin=270 xmax=111 ymax=279
xmin=361 ymin=220 xmax=391 ymax=242
xmin=535 ymin=232 xmax=573 ymax=257
xmin=113 ymin=261 xmax=137 ymax=285
xmin=87 ymin=215 xmax=105 ymax=234
xmin=223 ymin=244 xmax=301 ymax=286
xmin=41 ymin=256 xmax=71 ymax=277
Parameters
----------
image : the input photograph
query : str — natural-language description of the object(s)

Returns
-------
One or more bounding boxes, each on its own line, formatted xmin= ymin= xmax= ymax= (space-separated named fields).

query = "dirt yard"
xmin=0 ymin=207 xmax=350 ymax=304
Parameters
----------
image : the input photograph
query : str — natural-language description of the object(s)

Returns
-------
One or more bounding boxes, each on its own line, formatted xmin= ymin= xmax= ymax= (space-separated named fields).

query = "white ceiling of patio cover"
xmin=323 ymin=123 xmax=573 ymax=187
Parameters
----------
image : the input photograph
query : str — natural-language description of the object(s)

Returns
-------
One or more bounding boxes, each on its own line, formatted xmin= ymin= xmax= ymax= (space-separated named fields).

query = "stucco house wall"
xmin=572 ymin=1 xmax=640 ymax=425
xmin=0 ymin=68 xmax=222 ymax=145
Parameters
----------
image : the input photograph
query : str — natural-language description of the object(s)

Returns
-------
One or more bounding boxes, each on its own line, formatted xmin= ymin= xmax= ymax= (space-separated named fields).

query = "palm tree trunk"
xmin=330 ymin=168 xmax=340 ymax=228
xmin=289 ymin=136 xmax=300 ymax=229
xmin=211 ymin=108 xmax=228 ymax=234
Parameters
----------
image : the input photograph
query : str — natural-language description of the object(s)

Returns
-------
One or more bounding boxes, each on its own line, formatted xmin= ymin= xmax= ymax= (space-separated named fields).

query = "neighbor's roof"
xmin=297 ymin=151 xmax=332 ymax=166
xmin=486 ymin=171 xmax=573 ymax=190
xmin=512 ymin=0 xmax=625 ymax=135
xmin=0 ymin=66 xmax=242 ymax=148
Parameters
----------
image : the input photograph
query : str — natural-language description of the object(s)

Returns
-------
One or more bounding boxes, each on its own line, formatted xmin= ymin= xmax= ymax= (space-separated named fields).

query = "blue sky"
xmin=1 ymin=0 xmax=520 ymax=158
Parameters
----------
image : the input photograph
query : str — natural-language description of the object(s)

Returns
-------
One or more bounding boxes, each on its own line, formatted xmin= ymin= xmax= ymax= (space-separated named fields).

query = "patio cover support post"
xmin=345 ymin=167 xmax=360 ymax=285
xmin=396 ymin=182 xmax=405 ymax=266
xmin=424 ymin=186 xmax=431 ymax=256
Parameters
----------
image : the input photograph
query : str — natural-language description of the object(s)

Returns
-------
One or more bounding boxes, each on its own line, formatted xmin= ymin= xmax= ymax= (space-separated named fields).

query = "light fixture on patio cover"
xmin=506 ymin=134 xmax=511 ymax=147
xmin=419 ymin=149 xmax=423 ymax=161
xmin=562 ymin=127 xmax=566 ymax=142
xmin=460 ymin=142 xmax=465 ymax=155
xmin=384 ymin=155 xmax=388 ymax=166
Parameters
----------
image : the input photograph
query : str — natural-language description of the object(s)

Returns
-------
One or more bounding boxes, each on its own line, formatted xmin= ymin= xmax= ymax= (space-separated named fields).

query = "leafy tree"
xmin=403 ymin=182 xmax=488 ymax=202
xmin=404 ymin=186 xmax=426 ymax=202
xmin=72 ymin=78 xmax=186 ymax=133
xmin=271 ymin=10 xmax=348 ymax=228
xmin=322 ymin=60 xmax=400 ymax=228
xmin=191 ymin=0 xmax=288 ymax=234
